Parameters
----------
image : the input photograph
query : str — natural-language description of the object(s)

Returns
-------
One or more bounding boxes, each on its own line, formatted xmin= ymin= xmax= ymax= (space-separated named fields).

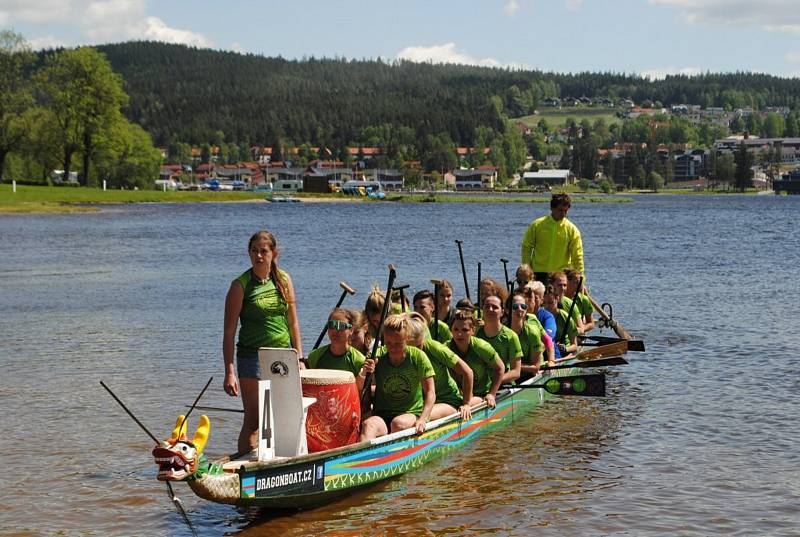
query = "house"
xmin=715 ymin=137 xmax=800 ymax=164
xmin=775 ymin=168 xmax=800 ymax=194
xmin=673 ymin=149 xmax=708 ymax=181
xmin=452 ymin=167 xmax=497 ymax=189
xmin=370 ymin=169 xmax=404 ymax=190
xmin=303 ymin=165 xmax=354 ymax=192
xmin=542 ymin=97 xmax=561 ymax=108
xmin=522 ymin=169 xmax=573 ymax=187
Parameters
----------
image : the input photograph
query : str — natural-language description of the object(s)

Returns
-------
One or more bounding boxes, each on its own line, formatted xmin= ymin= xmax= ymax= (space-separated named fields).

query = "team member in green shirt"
xmin=550 ymin=271 xmax=585 ymax=334
xmin=520 ymin=193 xmax=585 ymax=283
xmin=476 ymin=294 xmax=523 ymax=385
xmin=544 ymin=285 xmax=578 ymax=359
xmin=509 ymin=291 xmax=546 ymax=381
xmin=360 ymin=314 xmax=436 ymax=440
xmin=406 ymin=312 xmax=475 ymax=421
xmin=306 ymin=308 xmax=367 ymax=390
xmin=565 ymin=268 xmax=595 ymax=332
xmin=222 ymin=230 xmax=303 ymax=454
xmin=412 ymin=289 xmax=451 ymax=344
xmin=448 ymin=311 xmax=504 ymax=408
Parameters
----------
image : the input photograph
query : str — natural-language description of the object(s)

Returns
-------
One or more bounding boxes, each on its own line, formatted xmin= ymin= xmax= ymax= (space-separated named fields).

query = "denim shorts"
xmin=236 ymin=355 xmax=261 ymax=379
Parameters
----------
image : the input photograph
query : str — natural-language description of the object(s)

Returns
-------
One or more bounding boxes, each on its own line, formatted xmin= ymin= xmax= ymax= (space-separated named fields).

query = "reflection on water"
xmin=1 ymin=195 xmax=799 ymax=535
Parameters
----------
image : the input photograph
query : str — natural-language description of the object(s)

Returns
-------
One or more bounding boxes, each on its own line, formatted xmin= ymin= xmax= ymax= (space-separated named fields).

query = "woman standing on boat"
xmin=223 ymin=230 xmax=303 ymax=454
xmin=359 ymin=314 xmax=436 ymax=440
xmin=306 ymin=308 xmax=367 ymax=390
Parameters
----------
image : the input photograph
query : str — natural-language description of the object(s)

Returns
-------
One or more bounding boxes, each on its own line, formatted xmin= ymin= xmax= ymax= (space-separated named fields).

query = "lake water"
xmin=1 ymin=195 xmax=798 ymax=536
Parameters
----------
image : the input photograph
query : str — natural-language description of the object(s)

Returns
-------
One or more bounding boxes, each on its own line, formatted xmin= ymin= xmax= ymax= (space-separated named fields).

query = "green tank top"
xmin=235 ymin=268 xmax=291 ymax=358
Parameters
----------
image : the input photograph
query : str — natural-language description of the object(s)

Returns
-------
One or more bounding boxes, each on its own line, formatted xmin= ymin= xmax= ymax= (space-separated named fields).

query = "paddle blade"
xmin=540 ymin=373 xmax=605 ymax=397
xmin=580 ymin=335 xmax=646 ymax=352
xmin=575 ymin=340 xmax=628 ymax=360
xmin=541 ymin=356 xmax=628 ymax=371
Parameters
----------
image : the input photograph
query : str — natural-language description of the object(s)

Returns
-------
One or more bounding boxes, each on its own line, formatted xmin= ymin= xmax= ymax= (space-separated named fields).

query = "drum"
xmin=300 ymin=369 xmax=361 ymax=453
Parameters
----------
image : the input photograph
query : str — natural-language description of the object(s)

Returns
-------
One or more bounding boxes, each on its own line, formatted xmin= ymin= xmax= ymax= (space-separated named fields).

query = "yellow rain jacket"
xmin=520 ymin=215 xmax=584 ymax=275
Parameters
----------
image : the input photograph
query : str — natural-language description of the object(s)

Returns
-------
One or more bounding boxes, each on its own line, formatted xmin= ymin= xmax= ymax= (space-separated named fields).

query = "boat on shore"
xmin=149 ymin=343 xmax=630 ymax=510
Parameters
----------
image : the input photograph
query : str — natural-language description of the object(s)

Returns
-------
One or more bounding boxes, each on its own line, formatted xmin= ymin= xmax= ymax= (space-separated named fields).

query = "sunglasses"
xmin=511 ymin=303 xmax=528 ymax=310
xmin=327 ymin=320 xmax=352 ymax=331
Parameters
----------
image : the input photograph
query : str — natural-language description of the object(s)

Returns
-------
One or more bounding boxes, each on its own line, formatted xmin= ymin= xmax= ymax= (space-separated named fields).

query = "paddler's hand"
xmin=484 ymin=394 xmax=496 ymax=408
xmin=459 ymin=404 xmax=472 ymax=421
xmin=362 ymin=358 xmax=376 ymax=375
xmin=224 ymin=372 xmax=239 ymax=397
xmin=414 ymin=416 xmax=427 ymax=435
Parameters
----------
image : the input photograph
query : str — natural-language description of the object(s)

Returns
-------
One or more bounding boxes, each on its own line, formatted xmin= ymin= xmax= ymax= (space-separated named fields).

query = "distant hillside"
xmin=93 ymin=41 xmax=800 ymax=147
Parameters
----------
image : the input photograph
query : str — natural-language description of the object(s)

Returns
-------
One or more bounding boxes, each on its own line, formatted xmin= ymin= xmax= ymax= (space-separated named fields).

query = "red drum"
xmin=300 ymin=369 xmax=361 ymax=453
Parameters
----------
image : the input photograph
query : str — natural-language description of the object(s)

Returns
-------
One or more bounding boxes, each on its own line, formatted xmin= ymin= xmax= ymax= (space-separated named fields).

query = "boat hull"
xmin=200 ymin=371 xmax=568 ymax=509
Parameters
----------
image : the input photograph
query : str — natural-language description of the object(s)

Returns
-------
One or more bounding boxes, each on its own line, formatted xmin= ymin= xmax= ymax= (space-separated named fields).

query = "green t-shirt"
xmin=448 ymin=336 xmax=499 ymax=396
xmin=518 ymin=321 xmax=545 ymax=366
xmin=559 ymin=296 xmax=583 ymax=326
xmin=306 ymin=344 xmax=365 ymax=378
xmin=577 ymin=293 xmax=593 ymax=318
xmin=235 ymin=268 xmax=290 ymax=358
xmin=429 ymin=319 xmax=452 ymax=345
xmin=476 ymin=325 xmax=523 ymax=372
xmin=422 ymin=338 xmax=463 ymax=408
xmin=555 ymin=308 xmax=578 ymax=346
xmin=373 ymin=345 xmax=435 ymax=416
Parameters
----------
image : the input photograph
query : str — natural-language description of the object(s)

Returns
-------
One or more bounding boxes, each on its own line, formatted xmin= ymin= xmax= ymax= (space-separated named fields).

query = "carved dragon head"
xmin=152 ymin=414 xmax=210 ymax=481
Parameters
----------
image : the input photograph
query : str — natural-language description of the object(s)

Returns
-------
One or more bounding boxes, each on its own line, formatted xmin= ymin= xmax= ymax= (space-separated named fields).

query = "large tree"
xmin=734 ymin=143 xmax=754 ymax=192
xmin=0 ymin=30 xmax=35 ymax=181
xmin=34 ymin=47 xmax=128 ymax=186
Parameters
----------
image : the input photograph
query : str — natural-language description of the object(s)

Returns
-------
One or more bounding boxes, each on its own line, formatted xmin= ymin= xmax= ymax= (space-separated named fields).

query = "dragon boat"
xmin=150 ymin=344 xmax=626 ymax=510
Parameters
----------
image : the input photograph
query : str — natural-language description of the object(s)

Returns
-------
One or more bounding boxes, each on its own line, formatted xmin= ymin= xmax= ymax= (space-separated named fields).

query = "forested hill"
xmin=94 ymin=41 xmax=800 ymax=148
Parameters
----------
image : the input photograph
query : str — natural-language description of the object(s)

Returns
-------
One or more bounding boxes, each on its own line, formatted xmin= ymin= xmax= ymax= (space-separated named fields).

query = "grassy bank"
xmin=515 ymin=107 xmax=622 ymax=129
xmin=0 ymin=184 xmax=636 ymax=213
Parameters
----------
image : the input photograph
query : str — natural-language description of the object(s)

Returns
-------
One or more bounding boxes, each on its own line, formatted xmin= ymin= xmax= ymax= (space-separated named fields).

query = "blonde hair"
xmin=365 ymin=285 xmax=387 ymax=317
xmin=405 ymin=312 xmax=427 ymax=346
xmin=382 ymin=313 xmax=408 ymax=336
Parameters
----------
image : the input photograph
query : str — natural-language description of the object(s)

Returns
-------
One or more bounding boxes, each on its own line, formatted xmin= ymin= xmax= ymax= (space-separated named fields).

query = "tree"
xmin=647 ymin=171 xmax=664 ymax=192
xmin=34 ymin=47 xmax=128 ymax=186
xmin=763 ymin=112 xmax=785 ymax=138
xmin=716 ymin=153 xmax=735 ymax=187
xmin=94 ymin=118 xmax=161 ymax=189
xmin=734 ymin=143 xmax=753 ymax=192
xmin=0 ymin=31 xmax=35 ymax=181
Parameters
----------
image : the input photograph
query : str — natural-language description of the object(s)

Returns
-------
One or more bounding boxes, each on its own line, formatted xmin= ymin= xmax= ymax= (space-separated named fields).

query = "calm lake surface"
xmin=1 ymin=195 xmax=798 ymax=536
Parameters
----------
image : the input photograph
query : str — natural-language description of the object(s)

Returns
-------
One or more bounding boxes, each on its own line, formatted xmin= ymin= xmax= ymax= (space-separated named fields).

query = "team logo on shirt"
xmin=383 ymin=373 xmax=413 ymax=402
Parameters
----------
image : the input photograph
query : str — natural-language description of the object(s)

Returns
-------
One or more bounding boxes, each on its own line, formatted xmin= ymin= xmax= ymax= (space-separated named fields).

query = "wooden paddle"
xmin=455 ymin=240 xmax=471 ymax=302
xmin=503 ymin=373 xmax=606 ymax=397
xmin=579 ymin=335 xmax=645 ymax=352
xmin=360 ymin=264 xmax=397 ymax=411
xmin=573 ymin=340 xmax=628 ymax=360
xmin=587 ymin=293 xmax=633 ymax=340
xmin=540 ymin=355 xmax=628 ymax=371
xmin=312 ymin=281 xmax=356 ymax=350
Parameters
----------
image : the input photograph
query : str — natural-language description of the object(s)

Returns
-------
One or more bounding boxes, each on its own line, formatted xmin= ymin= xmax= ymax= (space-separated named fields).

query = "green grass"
xmin=0 ymin=184 xmax=271 ymax=213
xmin=515 ymin=107 xmax=622 ymax=129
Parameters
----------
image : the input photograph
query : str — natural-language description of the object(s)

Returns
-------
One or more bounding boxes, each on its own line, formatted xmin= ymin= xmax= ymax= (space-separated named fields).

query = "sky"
xmin=3 ymin=0 xmax=800 ymax=78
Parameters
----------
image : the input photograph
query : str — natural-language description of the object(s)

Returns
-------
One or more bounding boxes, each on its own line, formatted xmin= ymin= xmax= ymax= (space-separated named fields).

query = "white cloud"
xmin=0 ymin=0 xmax=71 ymax=24
xmin=140 ymin=17 xmax=212 ymax=47
xmin=566 ymin=0 xmax=584 ymax=10
xmin=397 ymin=43 xmax=501 ymax=67
xmin=503 ymin=0 xmax=520 ymax=16
xmin=28 ymin=34 xmax=68 ymax=50
xmin=0 ymin=0 xmax=212 ymax=48
xmin=640 ymin=66 xmax=703 ymax=79
xmin=229 ymin=42 xmax=245 ymax=54
xmin=785 ymin=51 xmax=800 ymax=63
xmin=650 ymin=0 xmax=800 ymax=34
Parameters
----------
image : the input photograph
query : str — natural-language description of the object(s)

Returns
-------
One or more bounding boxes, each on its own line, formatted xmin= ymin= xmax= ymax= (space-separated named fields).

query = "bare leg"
xmin=389 ymin=413 xmax=417 ymax=433
xmin=429 ymin=403 xmax=458 ymax=421
xmin=360 ymin=415 xmax=388 ymax=441
xmin=238 ymin=377 xmax=260 ymax=454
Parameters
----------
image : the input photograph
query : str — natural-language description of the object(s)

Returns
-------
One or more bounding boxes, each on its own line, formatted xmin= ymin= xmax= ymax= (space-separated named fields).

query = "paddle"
xmin=190 ymin=405 xmax=244 ymax=413
xmin=573 ymin=340 xmax=628 ymax=360
xmin=476 ymin=261 xmax=482 ymax=309
xmin=561 ymin=276 xmax=583 ymax=346
xmin=587 ymin=293 xmax=633 ymax=340
xmin=312 ymin=281 xmax=356 ymax=350
xmin=100 ymin=380 xmax=161 ymax=444
xmin=393 ymin=283 xmax=410 ymax=313
xmin=503 ymin=373 xmax=606 ymax=397
xmin=540 ymin=355 xmax=628 ymax=371
xmin=579 ymin=335 xmax=645 ymax=352
xmin=455 ymin=240 xmax=471 ymax=302
xmin=360 ymin=264 xmax=397 ymax=411
xmin=431 ymin=279 xmax=442 ymax=340
xmin=500 ymin=258 xmax=510 ymax=292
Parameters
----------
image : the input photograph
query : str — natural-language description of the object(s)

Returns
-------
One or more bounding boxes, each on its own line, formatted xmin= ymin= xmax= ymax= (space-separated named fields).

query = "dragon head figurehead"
xmin=152 ymin=414 xmax=210 ymax=481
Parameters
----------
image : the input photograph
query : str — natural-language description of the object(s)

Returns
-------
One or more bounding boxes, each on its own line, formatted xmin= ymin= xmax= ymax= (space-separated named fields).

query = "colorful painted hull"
xmin=188 ymin=369 xmax=575 ymax=509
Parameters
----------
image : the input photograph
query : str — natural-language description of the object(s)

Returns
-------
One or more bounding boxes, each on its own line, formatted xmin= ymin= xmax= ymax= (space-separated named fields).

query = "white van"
xmin=154 ymin=179 xmax=180 ymax=191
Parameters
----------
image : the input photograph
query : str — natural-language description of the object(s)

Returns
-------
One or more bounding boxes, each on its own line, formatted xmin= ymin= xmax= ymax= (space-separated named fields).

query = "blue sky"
xmin=3 ymin=0 xmax=800 ymax=78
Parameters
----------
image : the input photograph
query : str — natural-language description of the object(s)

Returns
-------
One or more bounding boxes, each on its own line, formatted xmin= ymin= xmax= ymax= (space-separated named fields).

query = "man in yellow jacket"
xmin=520 ymin=193 xmax=584 ymax=284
